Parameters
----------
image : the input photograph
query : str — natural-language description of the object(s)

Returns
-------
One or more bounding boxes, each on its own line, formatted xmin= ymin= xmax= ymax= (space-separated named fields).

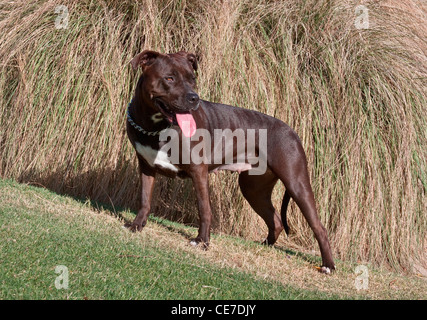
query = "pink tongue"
xmin=176 ymin=113 xmax=197 ymax=138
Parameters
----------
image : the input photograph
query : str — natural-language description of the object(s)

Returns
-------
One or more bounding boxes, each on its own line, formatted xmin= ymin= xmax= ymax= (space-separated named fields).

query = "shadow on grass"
xmin=19 ymin=171 xmax=324 ymax=269
xmin=72 ymin=194 xmax=325 ymax=268
xmin=71 ymin=195 xmax=200 ymax=242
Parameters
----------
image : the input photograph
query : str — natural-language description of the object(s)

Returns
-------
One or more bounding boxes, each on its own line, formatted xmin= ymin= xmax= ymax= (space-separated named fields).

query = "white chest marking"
xmin=135 ymin=142 xmax=179 ymax=172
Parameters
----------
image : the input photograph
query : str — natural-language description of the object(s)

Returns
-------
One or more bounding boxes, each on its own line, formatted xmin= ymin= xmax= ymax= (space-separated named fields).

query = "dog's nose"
xmin=186 ymin=92 xmax=199 ymax=105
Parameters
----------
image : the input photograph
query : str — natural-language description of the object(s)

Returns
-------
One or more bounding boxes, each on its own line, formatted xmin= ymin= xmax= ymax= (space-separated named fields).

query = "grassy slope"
xmin=0 ymin=0 xmax=425 ymax=273
xmin=0 ymin=179 xmax=425 ymax=300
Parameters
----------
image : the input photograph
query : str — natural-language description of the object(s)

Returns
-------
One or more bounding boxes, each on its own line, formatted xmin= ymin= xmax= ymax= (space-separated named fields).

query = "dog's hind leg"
xmin=238 ymin=169 xmax=283 ymax=245
xmin=281 ymin=190 xmax=291 ymax=235
xmin=269 ymin=135 xmax=335 ymax=271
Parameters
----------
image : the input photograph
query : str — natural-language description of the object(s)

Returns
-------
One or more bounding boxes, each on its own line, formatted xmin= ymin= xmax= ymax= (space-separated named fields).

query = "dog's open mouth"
xmin=153 ymin=98 xmax=176 ymax=124
xmin=153 ymin=98 xmax=197 ymax=138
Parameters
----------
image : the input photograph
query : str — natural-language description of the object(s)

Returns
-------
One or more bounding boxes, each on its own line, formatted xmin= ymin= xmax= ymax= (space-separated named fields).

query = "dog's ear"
xmin=186 ymin=53 xmax=198 ymax=72
xmin=175 ymin=51 xmax=198 ymax=72
xmin=130 ymin=50 xmax=160 ymax=71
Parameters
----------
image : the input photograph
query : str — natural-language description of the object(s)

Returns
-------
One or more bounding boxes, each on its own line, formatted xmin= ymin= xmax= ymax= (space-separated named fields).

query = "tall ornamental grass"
xmin=0 ymin=0 xmax=425 ymax=272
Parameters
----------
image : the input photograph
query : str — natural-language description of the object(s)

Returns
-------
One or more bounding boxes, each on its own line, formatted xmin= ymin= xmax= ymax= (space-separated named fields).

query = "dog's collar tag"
xmin=127 ymin=102 xmax=171 ymax=136
xmin=151 ymin=112 xmax=164 ymax=124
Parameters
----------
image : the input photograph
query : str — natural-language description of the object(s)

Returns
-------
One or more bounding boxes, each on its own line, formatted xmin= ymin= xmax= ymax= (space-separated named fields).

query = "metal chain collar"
xmin=126 ymin=102 xmax=171 ymax=136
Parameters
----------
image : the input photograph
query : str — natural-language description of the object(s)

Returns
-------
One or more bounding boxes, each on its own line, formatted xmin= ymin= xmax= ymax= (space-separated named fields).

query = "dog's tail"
xmin=281 ymin=190 xmax=291 ymax=235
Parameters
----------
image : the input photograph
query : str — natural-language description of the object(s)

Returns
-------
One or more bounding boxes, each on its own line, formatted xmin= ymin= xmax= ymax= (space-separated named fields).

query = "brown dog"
xmin=126 ymin=50 xmax=335 ymax=273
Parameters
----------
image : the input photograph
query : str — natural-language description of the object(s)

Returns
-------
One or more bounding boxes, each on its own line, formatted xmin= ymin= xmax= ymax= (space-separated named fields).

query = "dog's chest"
xmin=135 ymin=142 xmax=179 ymax=173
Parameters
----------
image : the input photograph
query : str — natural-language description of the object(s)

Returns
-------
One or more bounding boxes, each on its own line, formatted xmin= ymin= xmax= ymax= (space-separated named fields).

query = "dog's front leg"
xmin=189 ymin=164 xmax=212 ymax=248
xmin=129 ymin=172 xmax=155 ymax=232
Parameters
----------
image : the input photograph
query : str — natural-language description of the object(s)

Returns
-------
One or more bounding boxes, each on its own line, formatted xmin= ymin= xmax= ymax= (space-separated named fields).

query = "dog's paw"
xmin=261 ymin=238 xmax=274 ymax=246
xmin=189 ymin=240 xmax=199 ymax=247
xmin=321 ymin=266 xmax=332 ymax=274
xmin=124 ymin=222 xmax=144 ymax=232
xmin=315 ymin=265 xmax=336 ymax=274
xmin=189 ymin=238 xmax=209 ymax=250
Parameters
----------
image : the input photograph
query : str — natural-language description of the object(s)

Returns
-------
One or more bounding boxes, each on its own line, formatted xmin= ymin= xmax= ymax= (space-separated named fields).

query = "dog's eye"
xmin=165 ymin=76 xmax=174 ymax=82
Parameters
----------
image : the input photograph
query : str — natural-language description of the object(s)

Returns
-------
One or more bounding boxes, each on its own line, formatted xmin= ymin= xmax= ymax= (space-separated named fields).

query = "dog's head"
xmin=131 ymin=50 xmax=199 ymax=131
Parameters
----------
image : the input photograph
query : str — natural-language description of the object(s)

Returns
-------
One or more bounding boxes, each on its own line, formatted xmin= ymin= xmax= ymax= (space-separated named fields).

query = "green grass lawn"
xmin=0 ymin=179 xmax=340 ymax=300
xmin=0 ymin=178 xmax=425 ymax=300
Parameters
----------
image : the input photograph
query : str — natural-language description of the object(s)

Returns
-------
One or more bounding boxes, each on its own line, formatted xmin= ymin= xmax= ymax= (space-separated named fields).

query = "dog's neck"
xmin=128 ymin=91 xmax=171 ymax=136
